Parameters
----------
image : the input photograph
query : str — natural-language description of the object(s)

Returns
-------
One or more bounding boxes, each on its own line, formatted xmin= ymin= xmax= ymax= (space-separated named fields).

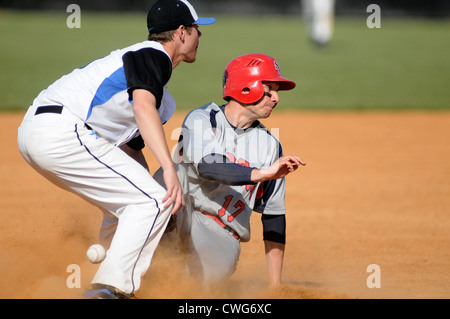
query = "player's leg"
xmin=68 ymin=124 xmax=172 ymax=294
xmin=99 ymin=209 xmax=118 ymax=250
xmin=18 ymin=107 xmax=171 ymax=295
xmin=310 ymin=0 xmax=335 ymax=46
xmin=92 ymin=200 xmax=171 ymax=294
xmin=153 ymin=163 xmax=191 ymax=243
xmin=188 ymin=211 xmax=241 ymax=285
xmin=153 ymin=165 xmax=241 ymax=285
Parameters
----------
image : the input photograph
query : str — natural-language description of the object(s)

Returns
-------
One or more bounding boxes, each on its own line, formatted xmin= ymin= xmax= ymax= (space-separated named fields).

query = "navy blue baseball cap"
xmin=147 ymin=0 xmax=215 ymax=34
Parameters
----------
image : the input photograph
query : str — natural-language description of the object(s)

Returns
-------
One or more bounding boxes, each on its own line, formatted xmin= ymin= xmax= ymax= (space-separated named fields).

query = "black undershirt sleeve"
xmin=122 ymin=48 xmax=172 ymax=108
xmin=126 ymin=135 xmax=145 ymax=150
xmin=197 ymin=154 xmax=256 ymax=185
xmin=261 ymin=214 xmax=286 ymax=244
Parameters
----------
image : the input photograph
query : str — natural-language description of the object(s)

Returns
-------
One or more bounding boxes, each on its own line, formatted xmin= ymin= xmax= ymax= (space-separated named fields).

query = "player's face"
xmin=247 ymin=82 xmax=280 ymax=119
xmin=183 ymin=24 xmax=202 ymax=63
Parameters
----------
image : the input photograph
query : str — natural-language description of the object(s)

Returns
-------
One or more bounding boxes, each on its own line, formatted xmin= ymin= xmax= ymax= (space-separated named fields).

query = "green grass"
xmin=1 ymin=10 xmax=449 ymax=111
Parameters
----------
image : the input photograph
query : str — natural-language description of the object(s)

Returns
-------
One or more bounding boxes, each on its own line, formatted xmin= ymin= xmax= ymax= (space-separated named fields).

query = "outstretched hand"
xmin=251 ymin=155 xmax=306 ymax=183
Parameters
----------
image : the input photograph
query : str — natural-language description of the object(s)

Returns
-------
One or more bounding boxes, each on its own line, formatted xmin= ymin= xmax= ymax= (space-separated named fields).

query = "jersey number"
xmin=227 ymin=152 xmax=258 ymax=198
xmin=218 ymin=195 xmax=245 ymax=222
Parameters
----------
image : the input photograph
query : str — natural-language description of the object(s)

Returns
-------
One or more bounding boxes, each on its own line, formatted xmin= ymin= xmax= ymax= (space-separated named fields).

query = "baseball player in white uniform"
xmin=17 ymin=0 xmax=214 ymax=299
xmin=302 ymin=0 xmax=336 ymax=47
xmin=156 ymin=54 xmax=305 ymax=287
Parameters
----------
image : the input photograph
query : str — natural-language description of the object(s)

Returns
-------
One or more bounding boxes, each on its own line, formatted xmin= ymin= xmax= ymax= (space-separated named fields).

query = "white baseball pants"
xmin=17 ymin=105 xmax=172 ymax=294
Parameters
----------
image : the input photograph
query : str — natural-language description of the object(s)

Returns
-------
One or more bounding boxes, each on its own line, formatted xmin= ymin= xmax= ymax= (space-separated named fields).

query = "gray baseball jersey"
xmin=174 ymin=102 xmax=286 ymax=242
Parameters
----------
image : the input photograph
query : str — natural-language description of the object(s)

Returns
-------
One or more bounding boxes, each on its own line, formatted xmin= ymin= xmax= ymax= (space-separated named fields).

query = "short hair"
xmin=147 ymin=25 xmax=194 ymax=43
xmin=148 ymin=29 xmax=176 ymax=43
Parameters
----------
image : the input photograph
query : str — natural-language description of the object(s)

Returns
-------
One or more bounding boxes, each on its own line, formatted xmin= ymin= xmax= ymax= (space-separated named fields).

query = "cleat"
xmin=84 ymin=284 xmax=136 ymax=299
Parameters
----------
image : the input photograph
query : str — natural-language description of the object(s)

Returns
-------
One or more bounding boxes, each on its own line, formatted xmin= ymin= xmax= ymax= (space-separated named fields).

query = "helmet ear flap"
xmin=238 ymin=81 xmax=265 ymax=104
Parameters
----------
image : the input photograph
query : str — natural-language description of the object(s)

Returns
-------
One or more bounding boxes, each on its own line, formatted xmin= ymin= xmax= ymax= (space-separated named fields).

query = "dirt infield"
xmin=1 ymin=111 xmax=449 ymax=299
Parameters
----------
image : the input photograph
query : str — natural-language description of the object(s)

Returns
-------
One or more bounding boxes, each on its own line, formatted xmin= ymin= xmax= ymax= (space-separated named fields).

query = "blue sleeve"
xmin=197 ymin=154 xmax=256 ymax=185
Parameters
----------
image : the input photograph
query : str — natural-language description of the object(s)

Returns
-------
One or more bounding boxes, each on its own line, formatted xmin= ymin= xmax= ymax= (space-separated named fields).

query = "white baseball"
xmin=86 ymin=244 xmax=106 ymax=264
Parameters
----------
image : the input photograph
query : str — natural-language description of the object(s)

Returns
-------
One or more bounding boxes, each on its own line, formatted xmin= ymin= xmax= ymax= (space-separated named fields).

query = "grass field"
xmin=0 ymin=10 xmax=449 ymax=111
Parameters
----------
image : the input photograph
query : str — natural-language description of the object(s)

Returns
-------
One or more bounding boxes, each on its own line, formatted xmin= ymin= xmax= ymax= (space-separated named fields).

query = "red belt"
xmin=199 ymin=211 xmax=240 ymax=240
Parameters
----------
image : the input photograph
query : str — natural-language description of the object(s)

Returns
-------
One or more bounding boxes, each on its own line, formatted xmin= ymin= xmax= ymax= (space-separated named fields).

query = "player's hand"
xmin=162 ymin=166 xmax=185 ymax=214
xmin=252 ymin=155 xmax=305 ymax=182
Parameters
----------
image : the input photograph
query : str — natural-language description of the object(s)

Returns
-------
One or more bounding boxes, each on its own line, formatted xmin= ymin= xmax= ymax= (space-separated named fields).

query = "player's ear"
xmin=177 ymin=25 xmax=186 ymax=43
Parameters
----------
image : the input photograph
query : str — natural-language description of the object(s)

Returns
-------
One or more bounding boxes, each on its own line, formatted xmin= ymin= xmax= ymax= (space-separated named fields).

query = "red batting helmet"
xmin=222 ymin=53 xmax=296 ymax=104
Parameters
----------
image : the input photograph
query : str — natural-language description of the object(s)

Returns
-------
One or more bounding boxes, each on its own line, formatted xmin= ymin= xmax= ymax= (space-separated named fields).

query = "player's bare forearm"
xmin=132 ymin=90 xmax=173 ymax=170
xmin=132 ymin=89 xmax=184 ymax=213
xmin=264 ymin=240 xmax=285 ymax=287
xmin=251 ymin=155 xmax=306 ymax=183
